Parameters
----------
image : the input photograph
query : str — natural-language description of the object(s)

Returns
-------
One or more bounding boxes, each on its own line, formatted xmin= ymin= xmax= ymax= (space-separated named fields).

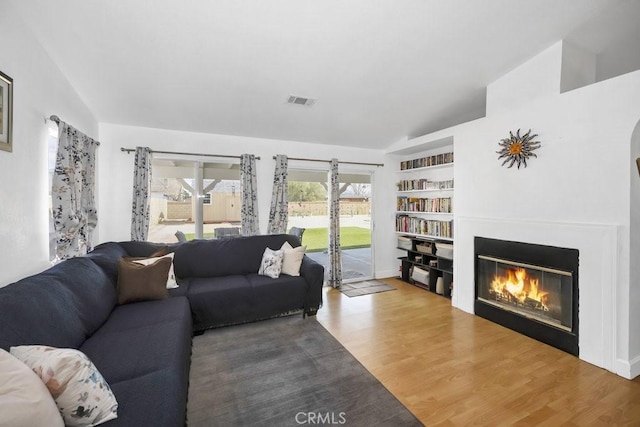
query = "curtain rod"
xmin=47 ymin=115 xmax=100 ymax=145
xmin=120 ymin=147 xmax=260 ymax=160
xmin=273 ymin=155 xmax=383 ymax=167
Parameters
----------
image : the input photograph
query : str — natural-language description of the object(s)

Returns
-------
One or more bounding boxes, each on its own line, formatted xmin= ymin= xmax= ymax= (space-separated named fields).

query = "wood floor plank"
xmin=316 ymin=278 xmax=640 ymax=426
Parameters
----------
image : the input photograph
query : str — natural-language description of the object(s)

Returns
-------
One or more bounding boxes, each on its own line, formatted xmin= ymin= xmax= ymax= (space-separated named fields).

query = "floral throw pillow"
xmin=9 ymin=346 xmax=118 ymax=427
xmin=258 ymin=247 xmax=284 ymax=279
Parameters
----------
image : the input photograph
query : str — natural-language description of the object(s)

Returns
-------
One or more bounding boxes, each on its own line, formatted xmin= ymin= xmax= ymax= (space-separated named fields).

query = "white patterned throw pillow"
xmin=9 ymin=346 xmax=118 ymax=427
xmin=258 ymin=247 xmax=284 ymax=279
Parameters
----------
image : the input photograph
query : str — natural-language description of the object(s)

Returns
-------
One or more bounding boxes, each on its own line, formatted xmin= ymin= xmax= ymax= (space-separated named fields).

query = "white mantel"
xmin=454 ymin=216 xmax=618 ymax=373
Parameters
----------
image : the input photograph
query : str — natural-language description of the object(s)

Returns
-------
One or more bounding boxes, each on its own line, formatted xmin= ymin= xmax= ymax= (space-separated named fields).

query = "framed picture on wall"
xmin=0 ymin=70 xmax=13 ymax=152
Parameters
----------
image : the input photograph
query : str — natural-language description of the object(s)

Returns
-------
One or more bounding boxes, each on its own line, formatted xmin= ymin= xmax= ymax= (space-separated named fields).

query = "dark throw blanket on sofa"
xmin=0 ymin=234 xmax=324 ymax=427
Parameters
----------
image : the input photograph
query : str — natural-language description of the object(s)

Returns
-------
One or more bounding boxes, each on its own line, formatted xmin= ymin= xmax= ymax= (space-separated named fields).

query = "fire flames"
xmin=490 ymin=268 xmax=549 ymax=311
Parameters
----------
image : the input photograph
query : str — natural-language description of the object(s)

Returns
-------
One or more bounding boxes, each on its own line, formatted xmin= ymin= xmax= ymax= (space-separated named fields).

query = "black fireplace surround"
xmin=474 ymin=237 xmax=579 ymax=356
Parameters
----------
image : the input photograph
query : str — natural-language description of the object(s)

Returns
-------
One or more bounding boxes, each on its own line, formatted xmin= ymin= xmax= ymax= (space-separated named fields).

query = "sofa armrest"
xmin=299 ymin=255 xmax=324 ymax=316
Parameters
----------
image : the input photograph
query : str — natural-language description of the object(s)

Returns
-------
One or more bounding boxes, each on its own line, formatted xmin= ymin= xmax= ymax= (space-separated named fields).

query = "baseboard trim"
xmin=614 ymin=355 xmax=640 ymax=380
xmin=375 ymin=270 xmax=400 ymax=280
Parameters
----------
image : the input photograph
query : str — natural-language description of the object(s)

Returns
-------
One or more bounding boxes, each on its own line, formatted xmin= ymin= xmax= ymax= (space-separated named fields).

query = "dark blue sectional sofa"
xmin=0 ymin=234 xmax=324 ymax=426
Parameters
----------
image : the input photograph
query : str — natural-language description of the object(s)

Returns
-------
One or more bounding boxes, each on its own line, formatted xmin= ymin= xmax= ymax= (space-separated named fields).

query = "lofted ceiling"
xmin=9 ymin=0 xmax=634 ymax=149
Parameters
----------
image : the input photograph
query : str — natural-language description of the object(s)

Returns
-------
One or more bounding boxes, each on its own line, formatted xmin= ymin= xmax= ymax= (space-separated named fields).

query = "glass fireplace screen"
xmin=476 ymin=255 xmax=573 ymax=331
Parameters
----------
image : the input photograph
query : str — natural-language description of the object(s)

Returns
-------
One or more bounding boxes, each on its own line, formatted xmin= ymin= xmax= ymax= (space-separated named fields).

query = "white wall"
xmin=629 ymin=120 xmax=640 ymax=378
xmin=0 ymin=4 xmax=98 ymax=286
xmin=97 ymin=124 xmax=399 ymax=278
xmin=388 ymin=41 xmax=640 ymax=378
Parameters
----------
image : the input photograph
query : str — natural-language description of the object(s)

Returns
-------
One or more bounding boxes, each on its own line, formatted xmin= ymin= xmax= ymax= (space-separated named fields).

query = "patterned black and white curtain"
xmin=51 ymin=121 xmax=99 ymax=260
xmin=130 ymin=147 xmax=152 ymax=241
xmin=328 ymin=158 xmax=342 ymax=288
xmin=267 ymin=154 xmax=288 ymax=234
xmin=240 ymin=153 xmax=260 ymax=235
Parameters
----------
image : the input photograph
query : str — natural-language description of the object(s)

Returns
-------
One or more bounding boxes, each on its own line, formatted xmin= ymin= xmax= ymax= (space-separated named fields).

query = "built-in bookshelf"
xmin=395 ymin=150 xmax=454 ymax=240
xmin=393 ymin=138 xmax=455 ymax=296
xmin=397 ymin=235 xmax=453 ymax=298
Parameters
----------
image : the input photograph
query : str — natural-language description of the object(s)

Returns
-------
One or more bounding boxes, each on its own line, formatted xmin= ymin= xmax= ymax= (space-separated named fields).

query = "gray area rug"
xmin=340 ymin=280 xmax=397 ymax=298
xmin=187 ymin=315 xmax=422 ymax=427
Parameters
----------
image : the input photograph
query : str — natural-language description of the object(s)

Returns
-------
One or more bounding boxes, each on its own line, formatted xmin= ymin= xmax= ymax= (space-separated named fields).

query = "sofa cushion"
xmin=187 ymin=275 xmax=254 ymax=330
xmin=168 ymin=278 xmax=189 ymax=297
xmin=173 ymin=234 xmax=301 ymax=278
xmin=79 ymin=297 xmax=192 ymax=385
xmin=116 ymin=257 xmax=171 ymax=304
xmin=0 ymin=257 xmax=116 ymax=351
xmin=91 ymin=297 xmax=191 ymax=335
xmin=107 ymin=369 xmax=188 ymax=427
xmin=79 ymin=297 xmax=191 ymax=427
xmin=85 ymin=242 xmax=130 ymax=284
xmin=0 ymin=348 xmax=65 ymax=427
xmin=247 ymin=273 xmax=308 ymax=318
xmin=118 ymin=241 xmax=179 ymax=258
xmin=10 ymin=345 xmax=118 ymax=427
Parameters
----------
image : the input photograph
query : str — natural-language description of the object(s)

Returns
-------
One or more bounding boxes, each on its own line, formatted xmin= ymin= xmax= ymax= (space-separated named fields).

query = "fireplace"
xmin=474 ymin=237 xmax=579 ymax=356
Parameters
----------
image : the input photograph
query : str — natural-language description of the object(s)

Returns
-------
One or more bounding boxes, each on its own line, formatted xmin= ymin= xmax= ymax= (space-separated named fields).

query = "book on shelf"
xmin=396 ymin=196 xmax=452 ymax=213
xmin=396 ymin=179 xmax=454 ymax=191
xmin=399 ymin=152 xmax=454 ymax=171
xmin=395 ymin=214 xmax=453 ymax=238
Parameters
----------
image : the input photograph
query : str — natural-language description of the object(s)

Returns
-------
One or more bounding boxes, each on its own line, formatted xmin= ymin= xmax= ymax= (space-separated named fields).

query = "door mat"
xmin=340 ymin=280 xmax=396 ymax=297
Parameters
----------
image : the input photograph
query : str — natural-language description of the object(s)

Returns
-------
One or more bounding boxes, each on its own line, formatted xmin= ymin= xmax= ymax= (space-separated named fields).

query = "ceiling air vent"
xmin=287 ymin=95 xmax=316 ymax=107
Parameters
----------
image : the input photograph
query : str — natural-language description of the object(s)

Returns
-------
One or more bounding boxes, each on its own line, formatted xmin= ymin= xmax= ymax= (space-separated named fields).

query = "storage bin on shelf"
xmin=416 ymin=242 xmax=433 ymax=254
xmin=411 ymin=266 xmax=429 ymax=285
xmin=435 ymin=242 xmax=453 ymax=259
xmin=397 ymin=236 xmax=412 ymax=250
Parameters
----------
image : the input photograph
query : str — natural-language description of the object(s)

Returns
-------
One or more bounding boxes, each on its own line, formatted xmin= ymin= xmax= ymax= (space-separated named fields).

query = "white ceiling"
xmin=10 ymin=0 xmax=635 ymax=149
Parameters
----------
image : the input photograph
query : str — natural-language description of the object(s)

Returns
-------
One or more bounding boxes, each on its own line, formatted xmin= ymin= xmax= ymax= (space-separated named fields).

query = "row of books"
xmin=396 ymin=179 xmax=454 ymax=191
xmin=400 ymin=152 xmax=454 ymax=170
xmin=396 ymin=197 xmax=452 ymax=213
xmin=395 ymin=215 xmax=453 ymax=238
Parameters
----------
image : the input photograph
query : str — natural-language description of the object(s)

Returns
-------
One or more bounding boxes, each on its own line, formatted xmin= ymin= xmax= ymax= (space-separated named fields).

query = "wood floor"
xmin=316 ymin=278 xmax=640 ymax=426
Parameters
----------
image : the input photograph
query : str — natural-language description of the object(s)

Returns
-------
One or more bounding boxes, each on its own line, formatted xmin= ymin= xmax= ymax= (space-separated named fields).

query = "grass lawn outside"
xmin=302 ymin=227 xmax=371 ymax=252
xmin=185 ymin=226 xmax=370 ymax=252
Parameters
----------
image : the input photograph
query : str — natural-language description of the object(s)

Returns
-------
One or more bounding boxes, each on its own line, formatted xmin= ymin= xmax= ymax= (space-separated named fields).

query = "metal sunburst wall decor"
xmin=497 ymin=128 xmax=541 ymax=169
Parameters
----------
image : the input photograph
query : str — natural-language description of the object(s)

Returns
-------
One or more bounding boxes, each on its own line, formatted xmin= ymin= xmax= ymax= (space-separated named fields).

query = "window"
xmin=147 ymin=159 xmax=241 ymax=242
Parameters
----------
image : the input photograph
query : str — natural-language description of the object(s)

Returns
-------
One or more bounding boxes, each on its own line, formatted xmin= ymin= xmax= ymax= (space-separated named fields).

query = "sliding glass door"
xmin=288 ymin=168 xmax=373 ymax=282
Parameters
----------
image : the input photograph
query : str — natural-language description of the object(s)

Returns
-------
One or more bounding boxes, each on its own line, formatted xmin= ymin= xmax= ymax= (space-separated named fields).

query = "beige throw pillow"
xmin=280 ymin=241 xmax=306 ymax=276
xmin=0 ymin=348 xmax=65 ymax=427
xmin=9 ymin=346 xmax=118 ymax=427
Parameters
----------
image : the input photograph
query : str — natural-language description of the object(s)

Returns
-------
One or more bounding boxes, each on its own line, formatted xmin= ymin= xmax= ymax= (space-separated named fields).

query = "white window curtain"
xmin=130 ymin=147 xmax=152 ymax=241
xmin=240 ymin=153 xmax=260 ymax=235
xmin=328 ymin=158 xmax=343 ymax=288
xmin=267 ymin=154 xmax=288 ymax=234
xmin=51 ymin=121 xmax=99 ymax=260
